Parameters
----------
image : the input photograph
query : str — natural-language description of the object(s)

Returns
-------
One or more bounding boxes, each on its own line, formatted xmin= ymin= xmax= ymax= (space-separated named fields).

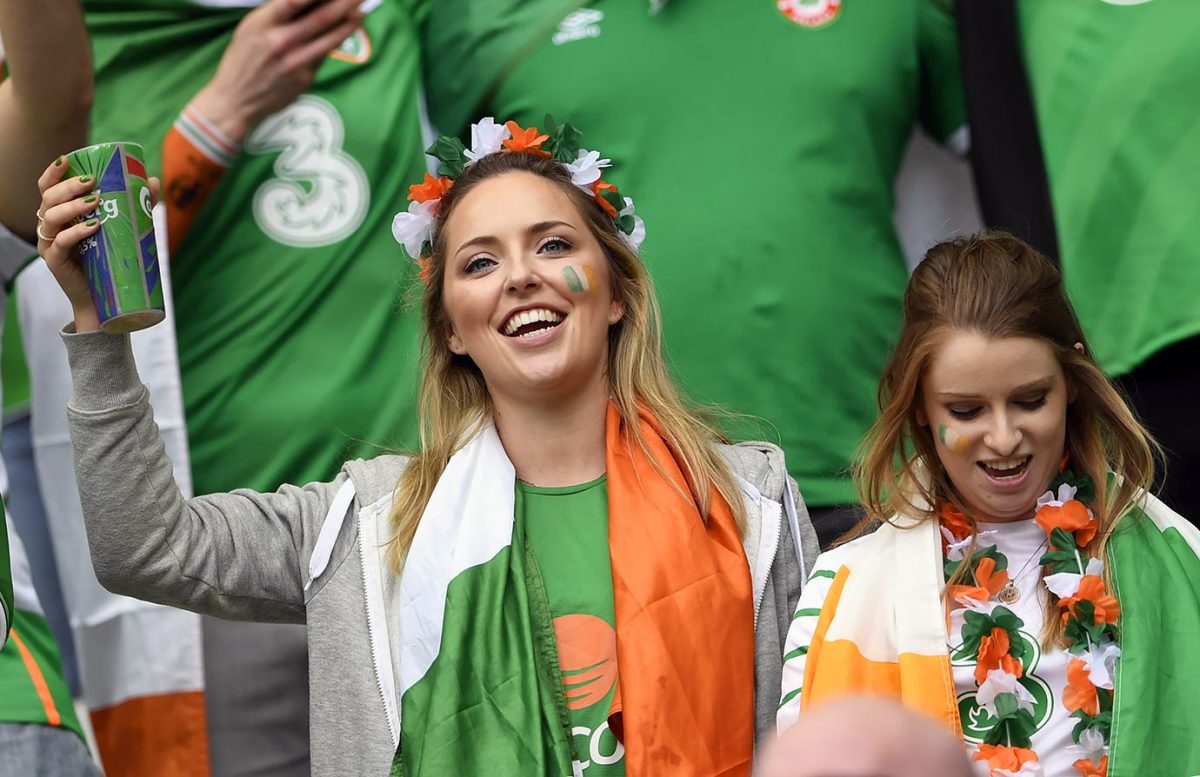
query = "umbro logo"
xmin=553 ymin=9 xmax=604 ymax=46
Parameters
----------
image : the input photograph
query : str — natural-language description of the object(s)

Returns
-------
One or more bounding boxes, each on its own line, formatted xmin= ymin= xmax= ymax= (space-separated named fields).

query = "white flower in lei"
xmin=992 ymin=763 xmax=1045 ymax=777
xmin=464 ymin=117 xmax=511 ymax=163
xmin=1044 ymin=557 xmax=1105 ymax=599
xmin=976 ymin=668 xmax=1036 ymax=717
xmin=565 ymin=148 xmax=611 ymax=188
xmin=1078 ymin=641 xmax=1122 ymax=690
xmin=1066 ymin=727 xmax=1108 ymax=762
xmin=391 ymin=199 xmax=438 ymax=262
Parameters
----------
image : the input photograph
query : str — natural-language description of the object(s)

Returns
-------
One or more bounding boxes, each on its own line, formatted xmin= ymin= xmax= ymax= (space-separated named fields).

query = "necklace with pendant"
xmin=996 ymin=539 xmax=1048 ymax=604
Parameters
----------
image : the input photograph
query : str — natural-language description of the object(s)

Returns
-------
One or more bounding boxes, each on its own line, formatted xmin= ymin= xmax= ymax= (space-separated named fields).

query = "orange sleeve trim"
xmin=163 ymin=122 xmax=231 ymax=256
xmin=9 ymin=628 xmax=62 ymax=727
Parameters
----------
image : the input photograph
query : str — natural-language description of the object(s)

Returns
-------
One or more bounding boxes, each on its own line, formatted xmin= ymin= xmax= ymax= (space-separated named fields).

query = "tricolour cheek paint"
xmin=938 ymin=424 xmax=972 ymax=454
xmin=562 ymin=265 xmax=596 ymax=293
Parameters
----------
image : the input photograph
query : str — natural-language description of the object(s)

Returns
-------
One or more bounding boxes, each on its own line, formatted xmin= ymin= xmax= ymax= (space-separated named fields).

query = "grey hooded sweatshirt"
xmin=62 ymin=328 xmax=818 ymax=775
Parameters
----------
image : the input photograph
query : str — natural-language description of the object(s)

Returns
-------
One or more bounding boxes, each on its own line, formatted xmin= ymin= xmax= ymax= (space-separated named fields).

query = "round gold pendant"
xmin=998 ymin=584 xmax=1020 ymax=605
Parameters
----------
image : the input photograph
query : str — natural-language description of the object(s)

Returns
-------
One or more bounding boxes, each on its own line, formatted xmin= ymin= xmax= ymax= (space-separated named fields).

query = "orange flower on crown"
xmin=950 ymin=556 xmax=1009 ymax=604
xmin=1060 ymin=576 xmax=1120 ymax=626
xmin=974 ymin=627 xmax=1022 ymax=685
xmin=1064 ymin=657 xmax=1099 ymax=715
xmin=1036 ymin=498 xmax=1097 ymax=547
xmin=975 ymin=744 xmax=1039 ymax=771
xmin=502 ymin=121 xmax=551 ymax=157
xmin=1074 ymin=755 xmax=1108 ymax=777
xmin=592 ymin=180 xmax=619 ymax=218
xmin=417 ymin=258 xmax=434 ymax=286
xmin=409 ymin=173 xmax=452 ymax=204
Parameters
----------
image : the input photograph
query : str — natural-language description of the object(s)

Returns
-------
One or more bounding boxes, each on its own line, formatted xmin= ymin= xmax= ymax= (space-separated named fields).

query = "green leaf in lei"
xmin=954 ymin=607 xmax=1026 ymax=662
xmin=1064 ymin=600 xmax=1116 ymax=650
xmin=1052 ymin=470 xmax=1096 ymax=504
xmin=542 ymin=115 xmax=583 ymax=163
xmin=981 ymin=696 xmax=1037 ymax=748
xmin=427 ymin=136 xmax=468 ymax=178
xmin=1071 ymin=708 xmax=1113 ymax=744
xmin=945 ymin=543 xmax=1010 ymax=582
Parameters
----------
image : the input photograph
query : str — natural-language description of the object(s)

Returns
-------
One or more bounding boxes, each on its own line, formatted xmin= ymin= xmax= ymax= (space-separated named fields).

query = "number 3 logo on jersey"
xmin=246 ymin=95 xmax=370 ymax=247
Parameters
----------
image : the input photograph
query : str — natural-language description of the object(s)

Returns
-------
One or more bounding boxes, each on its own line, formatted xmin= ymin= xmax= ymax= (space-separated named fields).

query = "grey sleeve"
xmin=785 ymin=474 xmax=820 ymax=579
xmin=753 ymin=510 xmax=804 ymax=760
xmin=63 ymin=327 xmax=345 ymax=623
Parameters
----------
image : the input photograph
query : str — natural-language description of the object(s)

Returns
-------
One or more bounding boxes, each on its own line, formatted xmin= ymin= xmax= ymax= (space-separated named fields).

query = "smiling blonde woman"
xmin=36 ymin=117 xmax=817 ymax=776
xmin=777 ymin=233 xmax=1200 ymax=777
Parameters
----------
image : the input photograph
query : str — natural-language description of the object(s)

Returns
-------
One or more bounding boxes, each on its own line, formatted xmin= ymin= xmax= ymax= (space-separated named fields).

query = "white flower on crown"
xmin=1044 ymin=557 xmax=1104 ymax=599
xmin=566 ymin=148 xmax=611 ymax=188
xmin=618 ymin=197 xmax=646 ymax=253
xmin=391 ymin=199 xmax=438 ymax=261
xmin=976 ymin=668 xmax=1036 ymax=718
xmin=1066 ymin=728 xmax=1108 ymax=762
xmin=465 ymin=117 xmax=512 ymax=163
xmin=1077 ymin=641 xmax=1122 ymax=690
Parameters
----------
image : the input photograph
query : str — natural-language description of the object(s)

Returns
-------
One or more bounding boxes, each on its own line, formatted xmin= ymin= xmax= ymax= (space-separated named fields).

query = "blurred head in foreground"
xmin=761 ymin=697 xmax=975 ymax=777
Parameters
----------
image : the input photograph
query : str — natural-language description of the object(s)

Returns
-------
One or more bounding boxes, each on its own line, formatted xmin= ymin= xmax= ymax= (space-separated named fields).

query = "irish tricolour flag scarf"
xmin=395 ymin=403 xmax=755 ymax=775
xmin=795 ymin=493 xmax=1200 ymax=776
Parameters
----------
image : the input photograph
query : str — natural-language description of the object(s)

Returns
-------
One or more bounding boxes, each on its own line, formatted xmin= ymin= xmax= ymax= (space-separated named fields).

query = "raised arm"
xmin=0 ymin=0 xmax=92 ymax=241
xmin=35 ymin=157 xmax=343 ymax=621
xmin=163 ymin=0 xmax=363 ymax=254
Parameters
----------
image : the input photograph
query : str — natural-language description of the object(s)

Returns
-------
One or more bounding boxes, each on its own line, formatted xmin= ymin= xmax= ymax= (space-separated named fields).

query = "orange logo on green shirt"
xmin=777 ymin=0 xmax=842 ymax=29
xmin=553 ymin=613 xmax=617 ymax=711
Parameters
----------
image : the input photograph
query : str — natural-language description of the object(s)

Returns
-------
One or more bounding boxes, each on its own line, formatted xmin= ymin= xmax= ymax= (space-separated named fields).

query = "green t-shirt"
xmin=518 ymin=476 xmax=624 ymax=776
xmin=1017 ymin=1 xmax=1200 ymax=375
xmin=424 ymin=0 xmax=966 ymax=505
xmin=84 ymin=0 xmax=427 ymax=491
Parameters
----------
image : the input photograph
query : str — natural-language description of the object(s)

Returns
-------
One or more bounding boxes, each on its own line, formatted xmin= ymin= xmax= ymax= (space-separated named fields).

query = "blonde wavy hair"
xmin=852 ymin=232 xmax=1160 ymax=645
xmin=387 ymin=151 xmax=745 ymax=570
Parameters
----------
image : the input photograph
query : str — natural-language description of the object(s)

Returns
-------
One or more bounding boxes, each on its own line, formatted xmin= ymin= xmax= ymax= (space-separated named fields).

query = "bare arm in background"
xmin=0 ymin=0 xmax=93 ymax=242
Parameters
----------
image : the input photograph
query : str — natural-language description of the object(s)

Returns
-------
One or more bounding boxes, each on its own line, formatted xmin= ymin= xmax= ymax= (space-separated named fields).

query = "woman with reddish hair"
xmin=778 ymin=233 xmax=1200 ymax=777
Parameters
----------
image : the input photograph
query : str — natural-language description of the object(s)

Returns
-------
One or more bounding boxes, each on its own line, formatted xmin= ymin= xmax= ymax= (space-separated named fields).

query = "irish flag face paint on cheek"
xmin=562 ymin=265 xmax=596 ymax=293
xmin=938 ymin=424 xmax=971 ymax=454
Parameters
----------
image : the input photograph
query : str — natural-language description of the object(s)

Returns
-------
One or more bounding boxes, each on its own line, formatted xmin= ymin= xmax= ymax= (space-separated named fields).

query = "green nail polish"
xmin=54 ymin=156 xmax=64 ymax=166
xmin=86 ymin=219 xmax=98 ymax=227
xmin=79 ymin=175 xmax=91 ymax=183
xmin=83 ymin=195 xmax=97 ymax=203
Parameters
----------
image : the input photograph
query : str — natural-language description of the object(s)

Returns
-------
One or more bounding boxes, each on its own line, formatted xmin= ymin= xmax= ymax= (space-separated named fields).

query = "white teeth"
xmin=502 ymin=308 xmax=563 ymax=336
xmin=984 ymin=457 xmax=1029 ymax=472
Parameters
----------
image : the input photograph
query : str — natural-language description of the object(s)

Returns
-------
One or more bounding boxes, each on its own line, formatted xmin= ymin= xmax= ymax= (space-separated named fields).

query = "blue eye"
xmin=539 ymin=237 xmax=571 ymax=255
xmin=464 ymin=255 xmax=496 ymax=274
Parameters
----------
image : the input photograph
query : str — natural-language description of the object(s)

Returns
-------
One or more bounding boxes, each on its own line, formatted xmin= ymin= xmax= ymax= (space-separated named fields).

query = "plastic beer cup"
xmin=65 ymin=142 xmax=165 ymax=333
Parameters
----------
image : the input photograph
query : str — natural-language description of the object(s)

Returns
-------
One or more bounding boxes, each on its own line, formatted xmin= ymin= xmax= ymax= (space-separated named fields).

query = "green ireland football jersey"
xmin=1017 ymin=2 xmax=1200 ymax=375
xmin=518 ymin=476 xmax=624 ymax=776
xmin=85 ymin=1 xmax=427 ymax=491
xmin=424 ymin=0 xmax=966 ymax=505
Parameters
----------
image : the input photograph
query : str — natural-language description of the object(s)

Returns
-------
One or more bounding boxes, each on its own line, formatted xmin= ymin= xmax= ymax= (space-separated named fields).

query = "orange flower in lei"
xmin=974 ymin=626 xmax=1023 ymax=685
xmin=1035 ymin=497 xmax=1097 ymax=547
xmin=1064 ymin=657 xmax=1099 ymax=715
xmin=502 ymin=121 xmax=551 ymax=157
xmin=949 ymin=555 xmax=1010 ymax=604
xmin=409 ymin=172 xmax=452 ymax=204
xmin=939 ymin=503 xmax=975 ymax=547
xmin=1060 ymin=575 xmax=1121 ymax=626
xmin=975 ymin=744 xmax=1039 ymax=772
xmin=1074 ymin=755 xmax=1108 ymax=777
xmin=592 ymin=180 xmax=619 ymax=218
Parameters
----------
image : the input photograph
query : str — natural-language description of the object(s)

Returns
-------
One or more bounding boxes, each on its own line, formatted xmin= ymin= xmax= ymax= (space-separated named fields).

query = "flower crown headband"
xmin=391 ymin=116 xmax=645 ymax=281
